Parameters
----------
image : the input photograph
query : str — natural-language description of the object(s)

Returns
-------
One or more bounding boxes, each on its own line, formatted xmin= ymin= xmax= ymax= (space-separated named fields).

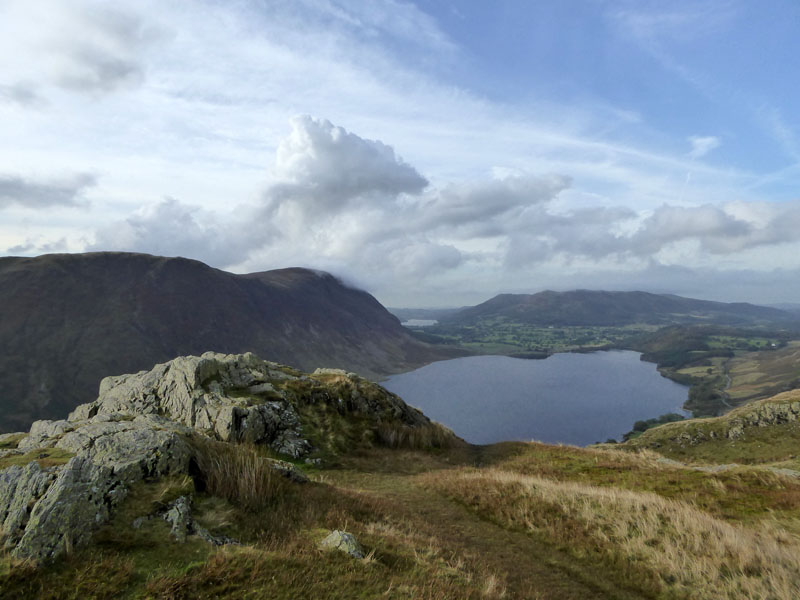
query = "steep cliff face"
xmin=0 ymin=352 xmax=457 ymax=562
xmin=0 ymin=252 xmax=461 ymax=431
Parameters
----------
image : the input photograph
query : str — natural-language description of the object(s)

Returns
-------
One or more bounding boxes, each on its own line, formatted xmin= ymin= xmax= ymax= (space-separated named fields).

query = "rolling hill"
xmin=442 ymin=290 xmax=795 ymax=327
xmin=0 ymin=252 xmax=460 ymax=431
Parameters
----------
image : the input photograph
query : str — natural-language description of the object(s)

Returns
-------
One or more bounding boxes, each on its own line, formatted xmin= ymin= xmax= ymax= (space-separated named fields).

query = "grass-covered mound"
xmin=620 ymin=389 xmax=800 ymax=466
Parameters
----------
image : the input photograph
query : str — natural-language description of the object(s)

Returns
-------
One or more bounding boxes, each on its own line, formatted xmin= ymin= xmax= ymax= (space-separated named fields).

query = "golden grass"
xmin=192 ymin=440 xmax=289 ymax=512
xmin=430 ymin=468 xmax=800 ymax=600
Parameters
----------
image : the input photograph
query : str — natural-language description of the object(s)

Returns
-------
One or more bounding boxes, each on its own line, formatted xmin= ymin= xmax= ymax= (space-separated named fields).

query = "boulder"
xmin=320 ymin=530 xmax=365 ymax=559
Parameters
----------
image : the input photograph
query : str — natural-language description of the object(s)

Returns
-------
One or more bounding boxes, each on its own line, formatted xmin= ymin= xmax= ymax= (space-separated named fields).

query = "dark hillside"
xmin=0 ymin=252 xmax=459 ymax=431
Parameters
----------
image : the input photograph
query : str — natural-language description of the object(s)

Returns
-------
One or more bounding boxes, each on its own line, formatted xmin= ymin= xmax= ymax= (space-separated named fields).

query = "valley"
xmin=3 ymin=255 xmax=800 ymax=599
xmin=397 ymin=293 xmax=800 ymax=419
xmin=3 ymin=380 xmax=800 ymax=599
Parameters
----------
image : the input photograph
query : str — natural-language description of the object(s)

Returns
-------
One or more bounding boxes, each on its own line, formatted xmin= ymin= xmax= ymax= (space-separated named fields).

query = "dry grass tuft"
xmin=192 ymin=440 xmax=290 ymax=512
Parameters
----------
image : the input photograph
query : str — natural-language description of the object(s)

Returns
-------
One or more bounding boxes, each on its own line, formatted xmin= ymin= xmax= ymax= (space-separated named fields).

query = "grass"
xmin=7 ymin=370 xmax=800 ymax=599
xmin=470 ymin=441 xmax=800 ymax=527
xmin=0 ymin=433 xmax=26 ymax=449
xmin=427 ymin=468 xmax=800 ymax=599
xmin=272 ymin=374 xmax=462 ymax=462
xmin=419 ymin=319 xmax=654 ymax=354
xmin=623 ymin=390 xmax=800 ymax=465
xmin=0 ymin=447 xmax=75 ymax=469
xmin=6 ymin=438 xmax=800 ymax=598
xmin=375 ymin=421 xmax=462 ymax=451
xmin=1 ymin=444 xmax=507 ymax=599
xmin=191 ymin=438 xmax=289 ymax=512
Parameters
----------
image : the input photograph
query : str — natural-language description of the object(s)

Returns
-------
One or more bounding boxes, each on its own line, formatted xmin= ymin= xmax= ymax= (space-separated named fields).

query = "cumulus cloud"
xmin=263 ymin=116 xmax=428 ymax=219
xmin=0 ymin=173 xmax=95 ymax=209
xmin=630 ymin=204 xmax=750 ymax=254
xmin=688 ymin=135 xmax=721 ymax=159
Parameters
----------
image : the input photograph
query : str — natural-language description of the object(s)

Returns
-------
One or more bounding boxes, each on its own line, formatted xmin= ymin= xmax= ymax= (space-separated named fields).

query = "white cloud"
xmin=2 ymin=1 xmax=800 ymax=307
xmin=264 ymin=115 xmax=428 ymax=219
xmin=81 ymin=112 xmax=800 ymax=308
xmin=688 ymin=135 xmax=720 ymax=159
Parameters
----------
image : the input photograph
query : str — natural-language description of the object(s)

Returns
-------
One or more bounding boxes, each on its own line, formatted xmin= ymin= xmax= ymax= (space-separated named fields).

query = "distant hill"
xmin=767 ymin=303 xmax=800 ymax=314
xmin=443 ymin=290 xmax=796 ymax=327
xmin=0 ymin=252 xmax=461 ymax=431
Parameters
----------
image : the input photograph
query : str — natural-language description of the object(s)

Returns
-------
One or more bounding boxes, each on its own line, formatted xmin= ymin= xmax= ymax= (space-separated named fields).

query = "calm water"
xmin=383 ymin=351 xmax=689 ymax=446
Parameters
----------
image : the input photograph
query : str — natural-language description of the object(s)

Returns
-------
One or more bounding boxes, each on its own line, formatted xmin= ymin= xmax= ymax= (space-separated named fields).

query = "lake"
xmin=383 ymin=351 xmax=689 ymax=446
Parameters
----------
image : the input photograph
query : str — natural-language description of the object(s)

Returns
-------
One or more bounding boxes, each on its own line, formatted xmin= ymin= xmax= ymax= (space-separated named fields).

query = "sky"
xmin=2 ymin=0 xmax=800 ymax=307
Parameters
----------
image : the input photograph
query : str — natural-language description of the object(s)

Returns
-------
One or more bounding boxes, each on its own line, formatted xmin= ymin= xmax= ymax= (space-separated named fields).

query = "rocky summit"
xmin=0 ymin=352 xmax=454 ymax=562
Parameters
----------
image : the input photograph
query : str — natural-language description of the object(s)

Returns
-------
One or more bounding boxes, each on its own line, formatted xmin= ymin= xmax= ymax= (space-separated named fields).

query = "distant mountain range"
xmin=440 ymin=290 xmax=796 ymax=327
xmin=0 ymin=252 xmax=461 ymax=432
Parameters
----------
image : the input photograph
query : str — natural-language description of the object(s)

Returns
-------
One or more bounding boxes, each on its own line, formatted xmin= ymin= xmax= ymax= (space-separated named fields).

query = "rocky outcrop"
xmin=0 ymin=413 xmax=193 ymax=560
xmin=723 ymin=396 xmax=800 ymax=439
xmin=70 ymin=352 xmax=312 ymax=458
xmin=0 ymin=352 xmax=444 ymax=562
xmin=629 ymin=390 xmax=800 ymax=449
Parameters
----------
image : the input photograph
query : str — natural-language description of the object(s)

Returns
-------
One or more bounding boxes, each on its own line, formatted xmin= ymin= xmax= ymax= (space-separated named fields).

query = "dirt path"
xmin=329 ymin=454 xmax=653 ymax=600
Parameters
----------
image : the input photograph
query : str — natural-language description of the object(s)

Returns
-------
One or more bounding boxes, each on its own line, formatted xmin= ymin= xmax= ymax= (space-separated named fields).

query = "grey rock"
xmin=312 ymin=368 xmax=356 ymax=378
xmin=13 ymin=456 xmax=119 ymax=559
xmin=70 ymin=352 xmax=311 ymax=457
xmin=0 ymin=414 xmax=193 ymax=561
xmin=766 ymin=467 xmax=800 ymax=478
xmin=0 ymin=351 xmax=437 ymax=563
xmin=163 ymin=495 xmax=193 ymax=542
xmin=160 ymin=495 xmax=238 ymax=546
xmin=18 ymin=420 xmax=74 ymax=451
xmin=320 ymin=530 xmax=365 ymax=559
xmin=0 ymin=462 xmax=58 ymax=549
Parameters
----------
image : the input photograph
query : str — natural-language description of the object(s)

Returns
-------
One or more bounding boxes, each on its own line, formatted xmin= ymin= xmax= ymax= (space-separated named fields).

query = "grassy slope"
xmin=4 ymin=420 xmax=800 ymax=599
xmin=621 ymin=389 xmax=800 ymax=466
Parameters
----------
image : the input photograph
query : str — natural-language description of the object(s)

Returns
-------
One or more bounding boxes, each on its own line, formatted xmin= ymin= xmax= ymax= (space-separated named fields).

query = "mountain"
xmin=442 ymin=289 xmax=796 ymax=327
xmin=0 ymin=252 xmax=460 ymax=431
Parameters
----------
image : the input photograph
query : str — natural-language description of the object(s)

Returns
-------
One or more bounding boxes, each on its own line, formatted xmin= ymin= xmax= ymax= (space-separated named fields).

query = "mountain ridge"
xmin=0 ymin=252 xmax=462 ymax=431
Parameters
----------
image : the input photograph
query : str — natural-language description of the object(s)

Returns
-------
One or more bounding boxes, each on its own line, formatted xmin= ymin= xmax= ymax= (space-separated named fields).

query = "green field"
xmin=412 ymin=317 xmax=658 ymax=354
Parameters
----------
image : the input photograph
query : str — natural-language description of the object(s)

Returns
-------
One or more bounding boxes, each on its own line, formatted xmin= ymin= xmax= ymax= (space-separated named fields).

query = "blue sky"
xmin=1 ymin=0 xmax=799 ymax=306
